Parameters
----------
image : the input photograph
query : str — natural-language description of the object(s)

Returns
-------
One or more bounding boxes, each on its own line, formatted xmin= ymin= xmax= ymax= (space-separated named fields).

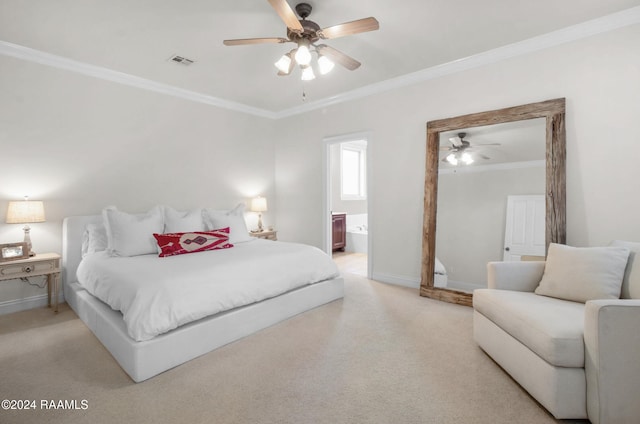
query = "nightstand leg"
xmin=47 ymin=274 xmax=52 ymax=307
xmin=53 ymin=273 xmax=59 ymax=313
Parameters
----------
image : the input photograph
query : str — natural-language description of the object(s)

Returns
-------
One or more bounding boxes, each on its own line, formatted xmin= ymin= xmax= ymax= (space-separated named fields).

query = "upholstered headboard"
xmin=62 ymin=215 xmax=102 ymax=288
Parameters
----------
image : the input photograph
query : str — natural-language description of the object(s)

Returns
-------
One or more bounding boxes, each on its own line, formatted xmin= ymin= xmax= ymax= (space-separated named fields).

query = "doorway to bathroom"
xmin=323 ymin=132 xmax=372 ymax=279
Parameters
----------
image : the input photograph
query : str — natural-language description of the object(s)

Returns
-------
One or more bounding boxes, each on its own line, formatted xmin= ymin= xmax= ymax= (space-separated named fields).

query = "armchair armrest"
xmin=584 ymin=300 xmax=640 ymax=424
xmin=487 ymin=261 xmax=545 ymax=292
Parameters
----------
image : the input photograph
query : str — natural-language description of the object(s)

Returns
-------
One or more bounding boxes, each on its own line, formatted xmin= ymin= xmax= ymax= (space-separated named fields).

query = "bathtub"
xmin=345 ymin=214 xmax=368 ymax=254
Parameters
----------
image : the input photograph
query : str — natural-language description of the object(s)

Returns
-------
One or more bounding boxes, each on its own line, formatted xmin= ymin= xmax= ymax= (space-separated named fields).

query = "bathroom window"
xmin=341 ymin=141 xmax=367 ymax=200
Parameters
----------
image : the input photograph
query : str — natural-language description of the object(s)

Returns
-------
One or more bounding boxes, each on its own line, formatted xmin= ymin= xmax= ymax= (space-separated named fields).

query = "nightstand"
xmin=250 ymin=230 xmax=277 ymax=241
xmin=0 ymin=253 xmax=61 ymax=312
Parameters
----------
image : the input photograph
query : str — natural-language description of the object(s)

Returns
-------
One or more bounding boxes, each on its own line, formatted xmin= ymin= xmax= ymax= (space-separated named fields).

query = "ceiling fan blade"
xmin=268 ymin=0 xmax=304 ymax=33
xmin=318 ymin=17 xmax=379 ymax=39
xmin=316 ymin=44 xmax=361 ymax=70
xmin=223 ymin=37 xmax=289 ymax=46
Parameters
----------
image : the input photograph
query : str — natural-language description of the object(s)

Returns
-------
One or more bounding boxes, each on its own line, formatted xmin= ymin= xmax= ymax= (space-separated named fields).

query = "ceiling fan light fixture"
xmin=461 ymin=152 xmax=474 ymax=164
xmin=274 ymin=53 xmax=292 ymax=73
xmin=317 ymin=55 xmax=335 ymax=75
xmin=301 ymin=65 xmax=315 ymax=81
xmin=446 ymin=154 xmax=458 ymax=166
xmin=224 ymin=0 xmax=379 ymax=83
xmin=295 ymin=42 xmax=312 ymax=66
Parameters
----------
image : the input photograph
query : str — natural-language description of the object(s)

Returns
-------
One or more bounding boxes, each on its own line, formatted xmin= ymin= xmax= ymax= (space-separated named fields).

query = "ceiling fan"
xmin=223 ymin=0 xmax=379 ymax=81
xmin=440 ymin=132 xmax=500 ymax=165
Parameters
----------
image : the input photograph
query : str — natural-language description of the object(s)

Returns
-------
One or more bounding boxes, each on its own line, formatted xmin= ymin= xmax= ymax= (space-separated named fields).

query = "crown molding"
xmin=1 ymin=6 xmax=639 ymax=120
xmin=0 ymin=41 xmax=278 ymax=119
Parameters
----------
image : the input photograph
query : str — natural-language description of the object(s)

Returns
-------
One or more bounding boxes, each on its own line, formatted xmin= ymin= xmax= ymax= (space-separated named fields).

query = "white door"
xmin=503 ymin=195 xmax=545 ymax=261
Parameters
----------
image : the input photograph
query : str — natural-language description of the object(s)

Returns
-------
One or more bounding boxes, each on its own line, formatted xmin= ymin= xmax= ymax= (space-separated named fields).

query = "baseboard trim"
xmin=0 ymin=292 xmax=65 ymax=315
xmin=372 ymin=272 xmax=420 ymax=289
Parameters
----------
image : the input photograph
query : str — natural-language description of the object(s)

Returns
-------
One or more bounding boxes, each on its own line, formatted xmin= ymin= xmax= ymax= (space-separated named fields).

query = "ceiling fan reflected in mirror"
xmin=440 ymin=132 xmax=500 ymax=166
xmin=223 ymin=0 xmax=379 ymax=81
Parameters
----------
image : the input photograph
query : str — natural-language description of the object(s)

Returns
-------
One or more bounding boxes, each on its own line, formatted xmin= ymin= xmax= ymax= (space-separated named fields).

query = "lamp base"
xmin=257 ymin=213 xmax=264 ymax=232
xmin=23 ymin=225 xmax=35 ymax=257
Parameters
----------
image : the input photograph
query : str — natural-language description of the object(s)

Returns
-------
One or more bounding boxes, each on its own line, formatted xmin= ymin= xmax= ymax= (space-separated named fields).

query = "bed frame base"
xmin=65 ymin=277 xmax=343 ymax=382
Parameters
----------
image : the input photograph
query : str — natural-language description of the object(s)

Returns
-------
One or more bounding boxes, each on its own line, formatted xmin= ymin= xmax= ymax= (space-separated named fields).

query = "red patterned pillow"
xmin=153 ymin=228 xmax=233 ymax=257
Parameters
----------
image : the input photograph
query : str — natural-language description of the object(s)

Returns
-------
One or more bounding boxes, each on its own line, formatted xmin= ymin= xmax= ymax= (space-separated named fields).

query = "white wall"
xmin=0 ymin=55 xmax=276 ymax=309
xmin=275 ymin=24 xmax=640 ymax=286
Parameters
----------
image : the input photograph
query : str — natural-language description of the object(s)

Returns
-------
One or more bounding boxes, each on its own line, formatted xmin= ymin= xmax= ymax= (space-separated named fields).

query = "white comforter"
xmin=76 ymin=239 xmax=340 ymax=341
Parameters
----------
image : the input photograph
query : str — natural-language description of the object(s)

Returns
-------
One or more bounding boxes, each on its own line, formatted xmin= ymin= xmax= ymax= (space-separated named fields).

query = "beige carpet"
xmin=0 ymin=261 xmax=587 ymax=424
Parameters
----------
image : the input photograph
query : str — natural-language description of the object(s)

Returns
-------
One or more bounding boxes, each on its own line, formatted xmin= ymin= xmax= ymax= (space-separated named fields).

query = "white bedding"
xmin=77 ymin=239 xmax=339 ymax=342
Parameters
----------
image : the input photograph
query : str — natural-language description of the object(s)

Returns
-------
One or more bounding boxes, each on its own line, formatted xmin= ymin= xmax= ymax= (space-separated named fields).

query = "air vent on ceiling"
xmin=168 ymin=55 xmax=195 ymax=66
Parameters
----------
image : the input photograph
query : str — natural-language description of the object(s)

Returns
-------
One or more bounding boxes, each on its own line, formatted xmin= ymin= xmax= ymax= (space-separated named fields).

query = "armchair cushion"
xmin=535 ymin=243 xmax=630 ymax=303
xmin=474 ymin=289 xmax=585 ymax=367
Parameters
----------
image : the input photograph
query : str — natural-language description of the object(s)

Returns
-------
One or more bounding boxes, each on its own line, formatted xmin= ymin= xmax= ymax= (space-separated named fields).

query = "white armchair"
xmin=474 ymin=241 xmax=640 ymax=424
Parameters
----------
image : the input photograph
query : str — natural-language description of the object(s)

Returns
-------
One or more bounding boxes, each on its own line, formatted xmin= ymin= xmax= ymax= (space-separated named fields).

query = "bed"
xmin=62 ymin=214 xmax=344 ymax=382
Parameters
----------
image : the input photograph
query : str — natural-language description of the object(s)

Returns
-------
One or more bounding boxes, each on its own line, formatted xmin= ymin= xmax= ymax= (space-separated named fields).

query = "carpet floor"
xmin=0 ymin=259 xmax=587 ymax=424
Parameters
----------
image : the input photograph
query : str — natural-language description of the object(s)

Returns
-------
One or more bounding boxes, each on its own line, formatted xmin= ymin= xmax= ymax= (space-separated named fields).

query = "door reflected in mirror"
xmin=435 ymin=118 xmax=546 ymax=293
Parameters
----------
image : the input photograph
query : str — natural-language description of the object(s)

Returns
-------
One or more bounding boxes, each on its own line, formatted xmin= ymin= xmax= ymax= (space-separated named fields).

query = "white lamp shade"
xmin=251 ymin=197 xmax=268 ymax=213
xmin=6 ymin=200 xmax=46 ymax=224
xmin=294 ymin=44 xmax=311 ymax=66
xmin=318 ymin=55 xmax=335 ymax=75
xmin=274 ymin=54 xmax=292 ymax=73
xmin=301 ymin=66 xmax=315 ymax=81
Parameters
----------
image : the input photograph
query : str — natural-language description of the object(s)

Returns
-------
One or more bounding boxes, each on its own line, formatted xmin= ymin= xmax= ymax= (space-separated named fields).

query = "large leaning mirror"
xmin=421 ymin=98 xmax=566 ymax=306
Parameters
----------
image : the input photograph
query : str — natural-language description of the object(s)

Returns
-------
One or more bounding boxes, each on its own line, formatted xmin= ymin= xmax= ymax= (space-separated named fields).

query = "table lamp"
xmin=6 ymin=197 xmax=46 ymax=256
xmin=251 ymin=196 xmax=267 ymax=232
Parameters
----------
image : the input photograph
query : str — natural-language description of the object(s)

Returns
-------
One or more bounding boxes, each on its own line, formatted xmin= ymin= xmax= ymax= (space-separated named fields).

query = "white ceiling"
xmin=1 ymin=0 xmax=639 ymax=113
xmin=440 ymin=118 xmax=546 ymax=169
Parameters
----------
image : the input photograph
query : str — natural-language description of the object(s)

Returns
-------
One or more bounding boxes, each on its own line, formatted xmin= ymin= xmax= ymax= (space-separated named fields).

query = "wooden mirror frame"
xmin=421 ymin=98 xmax=566 ymax=306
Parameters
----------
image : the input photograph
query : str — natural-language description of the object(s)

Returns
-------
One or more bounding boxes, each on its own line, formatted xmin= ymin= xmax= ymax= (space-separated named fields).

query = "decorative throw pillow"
xmin=103 ymin=206 xmax=165 ymax=257
xmin=153 ymin=228 xmax=233 ymax=257
xmin=202 ymin=203 xmax=253 ymax=244
xmin=81 ymin=223 xmax=108 ymax=258
xmin=163 ymin=206 xmax=205 ymax=233
xmin=610 ymin=240 xmax=640 ymax=299
xmin=535 ymin=243 xmax=630 ymax=303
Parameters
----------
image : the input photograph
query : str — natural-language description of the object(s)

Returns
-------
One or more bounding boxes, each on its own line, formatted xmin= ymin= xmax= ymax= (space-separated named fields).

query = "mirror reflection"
xmin=434 ymin=118 xmax=546 ymax=293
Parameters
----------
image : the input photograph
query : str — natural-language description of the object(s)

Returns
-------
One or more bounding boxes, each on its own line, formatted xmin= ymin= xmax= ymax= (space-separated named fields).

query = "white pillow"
xmin=103 ymin=206 xmax=164 ymax=257
xmin=202 ymin=203 xmax=252 ymax=244
xmin=535 ymin=243 xmax=630 ymax=303
xmin=81 ymin=223 xmax=108 ymax=258
xmin=163 ymin=206 xmax=205 ymax=233
xmin=610 ymin=240 xmax=640 ymax=299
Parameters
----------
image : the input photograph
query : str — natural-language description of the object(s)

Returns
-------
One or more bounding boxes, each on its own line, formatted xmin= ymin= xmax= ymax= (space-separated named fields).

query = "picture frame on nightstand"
xmin=0 ymin=242 xmax=30 ymax=261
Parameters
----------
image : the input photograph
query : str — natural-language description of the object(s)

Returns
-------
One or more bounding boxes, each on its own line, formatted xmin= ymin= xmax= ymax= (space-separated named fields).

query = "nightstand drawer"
xmin=0 ymin=259 xmax=59 ymax=278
